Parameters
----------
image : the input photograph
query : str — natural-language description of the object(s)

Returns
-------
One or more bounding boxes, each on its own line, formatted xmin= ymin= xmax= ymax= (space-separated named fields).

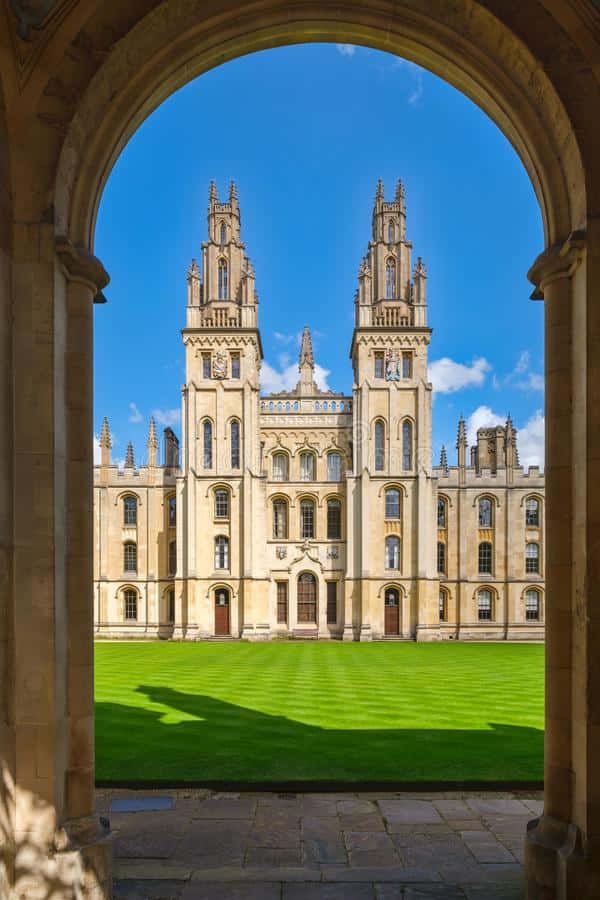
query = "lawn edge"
xmin=95 ymin=778 xmax=543 ymax=791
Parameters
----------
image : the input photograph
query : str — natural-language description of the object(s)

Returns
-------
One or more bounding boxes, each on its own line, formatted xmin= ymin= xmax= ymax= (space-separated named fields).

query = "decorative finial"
xmin=456 ymin=415 xmax=467 ymax=448
xmin=148 ymin=416 xmax=158 ymax=450
xmin=229 ymin=179 xmax=238 ymax=202
xmin=299 ymin=326 xmax=315 ymax=368
xmin=100 ymin=416 xmax=111 ymax=449
xmin=395 ymin=178 xmax=405 ymax=203
xmin=440 ymin=445 xmax=448 ymax=473
xmin=187 ymin=258 xmax=200 ymax=281
xmin=414 ymin=256 xmax=427 ymax=278
xmin=376 ymin=178 xmax=384 ymax=200
xmin=125 ymin=441 xmax=135 ymax=468
xmin=209 ymin=180 xmax=218 ymax=203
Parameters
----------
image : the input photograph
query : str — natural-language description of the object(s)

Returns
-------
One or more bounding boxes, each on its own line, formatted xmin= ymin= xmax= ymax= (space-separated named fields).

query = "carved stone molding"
xmin=55 ymin=236 xmax=109 ymax=301
xmin=528 ymin=230 xmax=586 ymax=299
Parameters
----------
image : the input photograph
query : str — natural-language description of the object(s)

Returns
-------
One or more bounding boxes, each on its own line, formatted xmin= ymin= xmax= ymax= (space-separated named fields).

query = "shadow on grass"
xmin=95 ymin=684 xmax=543 ymax=783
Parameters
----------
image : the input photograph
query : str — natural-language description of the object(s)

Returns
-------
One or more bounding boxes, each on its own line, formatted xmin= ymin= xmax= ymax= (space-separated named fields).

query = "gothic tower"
xmin=349 ymin=180 xmax=438 ymax=640
xmin=177 ymin=181 xmax=267 ymax=638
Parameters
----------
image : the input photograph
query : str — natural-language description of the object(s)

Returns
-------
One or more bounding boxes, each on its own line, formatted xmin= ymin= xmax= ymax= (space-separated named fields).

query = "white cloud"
xmin=128 ymin=402 xmax=143 ymax=423
xmin=494 ymin=350 xmax=544 ymax=392
xmin=465 ymin=405 xmax=545 ymax=470
xmin=152 ymin=407 xmax=181 ymax=426
xmin=273 ymin=331 xmax=297 ymax=345
xmin=518 ymin=409 xmax=545 ymax=469
xmin=514 ymin=350 xmax=530 ymax=374
xmin=336 ymin=44 xmax=356 ymax=57
xmin=428 ymin=356 xmax=491 ymax=394
xmin=261 ymin=360 xmax=331 ymax=394
xmin=93 ymin=434 xmax=101 ymax=465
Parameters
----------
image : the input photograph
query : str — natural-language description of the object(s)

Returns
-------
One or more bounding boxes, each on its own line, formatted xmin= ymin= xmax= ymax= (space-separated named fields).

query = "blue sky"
xmin=94 ymin=42 xmax=544 ymax=470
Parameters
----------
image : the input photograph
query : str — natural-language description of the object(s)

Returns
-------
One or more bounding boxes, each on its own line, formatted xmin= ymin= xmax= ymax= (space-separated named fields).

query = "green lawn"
xmin=95 ymin=641 xmax=544 ymax=782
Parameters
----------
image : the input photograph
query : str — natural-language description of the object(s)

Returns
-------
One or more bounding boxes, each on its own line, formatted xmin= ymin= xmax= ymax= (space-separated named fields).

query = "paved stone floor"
xmin=99 ymin=789 xmax=543 ymax=899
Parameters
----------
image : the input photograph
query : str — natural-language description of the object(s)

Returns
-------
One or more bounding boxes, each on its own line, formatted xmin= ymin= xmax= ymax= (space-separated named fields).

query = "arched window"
xmin=437 ymin=541 xmax=446 ymax=575
xmin=327 ymin=499 xmax=342 ymax=540
xmin=526 ymin=542 xmax=540 ymax=573
xmin=203 ymin=420 xmax=213 ymax=468
xmin=168 ymin=495 xmax=176 ymax=527
xmin=214 ymin=489 xmax=229 ymax=518
xmin=388 ymin=221 xmax=395 ymax=243
xmin=272 ymin=452 xmax=288 ymax=482
xmin=478 ymin=542 xmax=492 ymax=575
xmin=402 ymin=420 xmax=412 ymax=471
xmin=385 ymin=488 xmax=401 ymax=519
xmin=375 ymin=420 xmax=385 ymax=471
xmin=123 ymin=542 xmax=137 ymax=573
xmin=300 ymin=499 xmax=315 ymax=538
xmin=327 ymin=452 xmax=342 ymax=482
xmin=124 ymin=589 xmax=137 ymax=621
xmin=478 ymin=497 xmax=493 ymax=527
xmin=297 ymin=573 xmax=317 ymax=623
xmin=218 ymin=259 xmax=228 ymax=299
xmin=300 ymin=451 xmax=316 ymax=481
xmin=385 ymin=535 xmax=401 ymax=570
xmin=526 ymin=497 xmax=540 ymax=527
xmin=439 ymin=589 xmax=448 ymax=622
xmin=273 ymin=499 xmax=288 ymax=539
xmin=526 ymin=588 xmax=541 ymax=620
xmin=478 ymin=589 xmax=493 ymax=620
xmin=219 ymin=222 xmax=226 ymax=245
xmin=231 ymin=420 xmax=240 ymax=469
xmin=168 ymin=540 xmax=176 ymax=575
xmin=385 ymin=257 xmax=396 ymax=299
xmin=215 ymin=536 xmax=229 ymax=569
xmin=437 ymin=498 xmax=446 ymax=528
xmin=123 ymin=495 xmax=137 ymax=526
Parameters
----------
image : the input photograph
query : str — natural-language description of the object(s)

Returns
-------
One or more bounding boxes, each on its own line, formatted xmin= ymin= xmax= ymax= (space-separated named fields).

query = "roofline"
xmin=181 ymin=326 xmax=264 ymax=359
xmin=349 ymin=326 xmax=433 ymax=358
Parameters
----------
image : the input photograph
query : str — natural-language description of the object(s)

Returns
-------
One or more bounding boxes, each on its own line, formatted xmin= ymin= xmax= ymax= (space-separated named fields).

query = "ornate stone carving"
xmin=327 ymin=546 xmax=339 ymax=559
xmin=212 ymin=350 xmax=227 ymax=379
xmin=385 ymin=349 xmax=401 ymax=381
xmin=276 ymin=546 xmax=287 ymax=559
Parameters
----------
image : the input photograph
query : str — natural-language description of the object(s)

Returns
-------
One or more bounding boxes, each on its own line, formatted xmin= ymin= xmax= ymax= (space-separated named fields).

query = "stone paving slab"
xmin=107 ymin=788 xmax=536 ymax=898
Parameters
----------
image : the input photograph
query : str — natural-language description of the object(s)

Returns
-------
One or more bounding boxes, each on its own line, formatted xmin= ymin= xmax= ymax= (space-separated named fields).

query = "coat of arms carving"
xmin=213 ymin=351 xmax=228 ymax=379
xmin=385 ymin=349 xmax=401 ymax=381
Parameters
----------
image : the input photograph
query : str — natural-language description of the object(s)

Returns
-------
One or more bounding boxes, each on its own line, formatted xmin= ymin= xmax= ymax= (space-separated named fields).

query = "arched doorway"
xmin=214 ymin=587 xmax=230 ymax=635
xmin=297 ymin=573 xmax=317 ymax=624
xmin=384 ymin=587 xmax=400 ymax=635
xmin=2 ymin=3 xmax=598 ymax=898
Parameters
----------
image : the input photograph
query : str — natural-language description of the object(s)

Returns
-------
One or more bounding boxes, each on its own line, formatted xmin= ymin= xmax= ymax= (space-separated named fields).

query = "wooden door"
xmin=384 ymin=588 xmax=400 ymax=635
xmin=215 ymin=588 xmax=230 ymax=635
xmin=297 ymin=573 xmax=317 ymax=623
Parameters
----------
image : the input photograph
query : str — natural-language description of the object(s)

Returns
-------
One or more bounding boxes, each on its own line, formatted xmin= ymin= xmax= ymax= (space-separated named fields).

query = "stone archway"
xmin=1 ymin=3 xmax=599 ymax=898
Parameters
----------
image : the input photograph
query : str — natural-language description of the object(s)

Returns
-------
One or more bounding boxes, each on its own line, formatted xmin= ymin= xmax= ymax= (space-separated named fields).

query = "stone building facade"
xmin=93 ymin=182 xmax=545 ymax=641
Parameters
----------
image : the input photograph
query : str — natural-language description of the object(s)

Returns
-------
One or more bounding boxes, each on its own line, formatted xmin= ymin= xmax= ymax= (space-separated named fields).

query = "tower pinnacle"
xmin=298 ymin=326 xmax=316 ymax=396
xmin=148 ymin=416 xmax=158 ymax=467
xmin=99 ymin=416 xmax=111 ymax=468
xmin=125 ymin=441 xmax=135 ymax=469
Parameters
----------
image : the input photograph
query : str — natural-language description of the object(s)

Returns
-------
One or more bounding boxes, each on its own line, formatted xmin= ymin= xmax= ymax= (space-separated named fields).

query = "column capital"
xmin=528 ymin=229 xmax=586 ymax=299
xmin=55 ymin=236 xmax=110 ymax=301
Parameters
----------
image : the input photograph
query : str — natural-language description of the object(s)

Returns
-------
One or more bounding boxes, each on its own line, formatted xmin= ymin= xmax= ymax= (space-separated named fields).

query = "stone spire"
xmin=229 ymin=179 xmax=238 ymax=207
xmin=209 ymin=180 xmax=218 ymax=203
xmin=375 ymin=178 xmax=384 ymax=202
xmin=457 ymin=416 xmax=467 ymax=484
xmin=187 ymin=258 xmax=201 ymax=306
xmin=147 ymin=416 xmax=158 ymax=468
xmin=395 ymin=178 xmax=405 ymax=204
xmin=505 ymin=413 xmax=517 ymax=472
xmin=298 ymin=326 xmax=316 ymax=396
xmin=440 ymin=444 xmax=448 ymax=475
xmin=125 ymin=441 xmax=135 ymax=469
xmin=99 ymin=416 xmax=111 ymax=468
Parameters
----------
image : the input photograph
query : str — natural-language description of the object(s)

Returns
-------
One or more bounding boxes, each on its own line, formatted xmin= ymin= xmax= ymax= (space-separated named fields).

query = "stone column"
xmin=2 ymin=229 xmax=112 ymax=899
xmin=524 ymin=230 xmax=598 ymax=898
